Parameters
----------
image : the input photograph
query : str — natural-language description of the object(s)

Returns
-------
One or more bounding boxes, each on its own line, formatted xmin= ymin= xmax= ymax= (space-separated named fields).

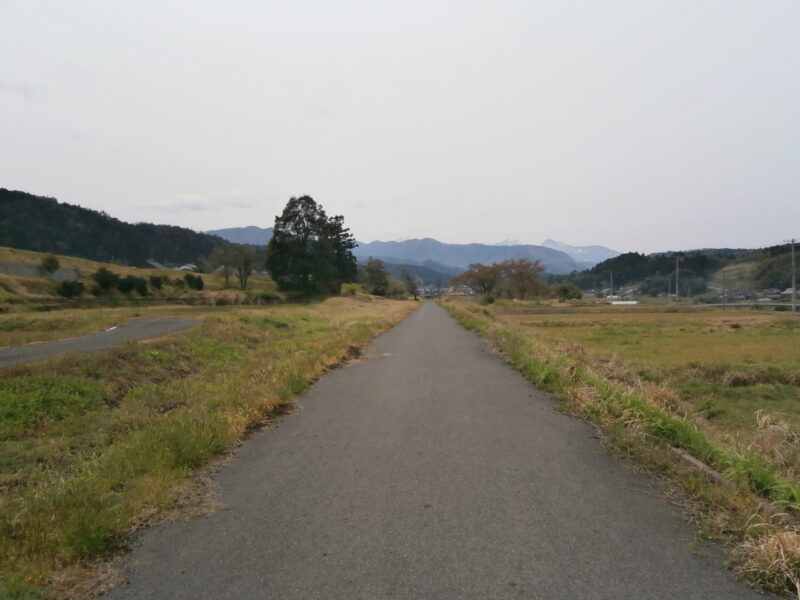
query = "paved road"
xmin=110 ymin=303 xmax=766 ymax=599
xmin=0 ymin=317 xmax=200 ymax=368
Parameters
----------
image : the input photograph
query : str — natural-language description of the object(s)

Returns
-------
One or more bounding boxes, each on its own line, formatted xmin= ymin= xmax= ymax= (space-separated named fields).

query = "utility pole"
xmin=722 ymin=269 xmax=727 ymax=310
xmin=610 ymin=271 xmax=614 ymax=298
xmin=787 ymin=238 xmax=797 ymax=314
xmin=675 ymin=254 xmax=680 ymax=304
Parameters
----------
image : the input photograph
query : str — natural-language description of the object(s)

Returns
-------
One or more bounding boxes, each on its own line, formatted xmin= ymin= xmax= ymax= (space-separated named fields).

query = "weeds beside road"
xmin=442 ymin=300 xmax=800 ymax=596
xmin=0 ymin=296 xmax=416 ymax=599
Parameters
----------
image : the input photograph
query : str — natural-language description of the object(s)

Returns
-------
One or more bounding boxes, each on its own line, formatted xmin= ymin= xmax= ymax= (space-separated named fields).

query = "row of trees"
xmin=450 ymin=259 xmax=582 ymax=301
xmin=450 ymin=259 xmax=551 ymax=299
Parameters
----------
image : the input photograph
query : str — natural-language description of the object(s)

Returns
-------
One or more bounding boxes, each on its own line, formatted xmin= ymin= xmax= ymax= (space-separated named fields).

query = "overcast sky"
xmin=1 ymin=1 xmax=798 ymax=253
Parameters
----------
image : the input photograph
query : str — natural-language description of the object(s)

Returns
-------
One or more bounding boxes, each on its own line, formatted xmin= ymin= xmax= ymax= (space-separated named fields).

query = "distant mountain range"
xmin=540 ymin=239 xmax=620 ymax=265
xmin=205 ymin=226 xmax=617 ymax=275
xmin=205 ymin=226 xmax=273 ymax=245
xmin=352 ymin=238 xmax=582 ymax=274
xmin=380 ymin=260 xmax=463 ymax=287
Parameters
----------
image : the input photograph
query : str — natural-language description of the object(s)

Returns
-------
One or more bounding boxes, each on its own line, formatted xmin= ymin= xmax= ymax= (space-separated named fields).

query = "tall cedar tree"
xmin=265 ymin=196 xmax=357 ymax=295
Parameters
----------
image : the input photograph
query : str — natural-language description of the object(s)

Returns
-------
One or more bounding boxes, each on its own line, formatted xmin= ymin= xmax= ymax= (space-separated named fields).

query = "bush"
xmin=40 ymin=254 xmax=60 ymax=275
xmin=184 ymin=273 xmax=204 ymax=291
xmin=386 ymin=278 xmax=406 ymax=299
xmin=91 ymin=267 xmax=120 ymax=291
xmin=148 ymin=275 xmax=164 ymax=290
xmin=56 ymin=280 xmax=84 ymax=298
xmin=555 ymin=283 xmax=583 ymax=301
xmin=117 ymin=275 xmax=148 ymax=296
xmin=340 ymin=283 xmax=359 ymax=296
xmin=254 ymin=292 xmax=280 ymax=304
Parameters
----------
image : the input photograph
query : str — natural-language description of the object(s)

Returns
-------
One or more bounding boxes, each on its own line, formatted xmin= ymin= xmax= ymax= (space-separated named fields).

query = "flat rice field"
xmin=497 ymin=305 xmax=800 ymax=467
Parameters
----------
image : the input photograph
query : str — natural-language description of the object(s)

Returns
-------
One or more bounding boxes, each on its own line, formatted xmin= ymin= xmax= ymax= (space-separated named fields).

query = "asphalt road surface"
xmin=0 ymin=317 xmax=200 ymax=368
xmin=110 ymin=303 xmax=766 ymax=599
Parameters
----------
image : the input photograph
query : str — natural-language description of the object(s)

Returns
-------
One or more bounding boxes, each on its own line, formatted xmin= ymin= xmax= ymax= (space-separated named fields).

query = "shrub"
xmin=91 ymin=267 xmax=120 ymax=291
xmin=341 ymin=283 xmax=359 ymax=296
xmin=555 ymin=283 xmax=583 ymax=301
xmin=40 ymin=254 xmax=60 ymax=275
xmin=148 ymin=275 xmax=164 ymax=290
xmin=255 ymin=292 xmax=280 ymax=304
xmin=184 ymin=273 xmax=204 ymax=291
xmin=56 ymin=280 xmax=84 ymax=298
xmin=117 ymin=275 xmax=148 ymax=296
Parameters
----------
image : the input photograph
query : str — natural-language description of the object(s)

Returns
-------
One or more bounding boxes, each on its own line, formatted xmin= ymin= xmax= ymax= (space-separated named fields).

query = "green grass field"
xmin=0 ymin=296 xmax=417 ymax=599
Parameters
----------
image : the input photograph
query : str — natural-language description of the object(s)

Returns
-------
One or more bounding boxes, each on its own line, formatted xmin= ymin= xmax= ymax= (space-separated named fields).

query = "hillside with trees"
xmin=0 ymin=189 xmax=228 ymax=266
xmin=548 ymin=246 xmax=793 ymax=297
xmin=747 ymin=244 xmax=798 ymax=290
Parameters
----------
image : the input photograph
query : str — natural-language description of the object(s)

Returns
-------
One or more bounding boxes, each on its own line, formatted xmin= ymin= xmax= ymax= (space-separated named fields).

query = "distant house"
xmin=419 ymin=286 xmax=441 ymax=298
xmin=178 ymin=263 xmax=198 ymax=272
xmin=441 ymin=287 xmax=475 ymax=298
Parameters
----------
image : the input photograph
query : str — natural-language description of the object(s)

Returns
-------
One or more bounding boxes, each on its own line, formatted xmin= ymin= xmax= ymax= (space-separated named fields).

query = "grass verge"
xmin=441 ymin=300 xmax=800 ymax=596
xmin=0 ymin=296 xmax=417 ymax=599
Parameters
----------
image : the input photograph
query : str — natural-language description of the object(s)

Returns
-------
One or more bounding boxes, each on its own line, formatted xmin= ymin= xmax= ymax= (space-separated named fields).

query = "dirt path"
xmin=109 ymin=303 xmax=766 ymax=599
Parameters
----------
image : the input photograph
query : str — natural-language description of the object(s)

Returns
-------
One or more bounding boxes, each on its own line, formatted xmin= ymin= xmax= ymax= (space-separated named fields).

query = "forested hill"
xmin=551 ymin=249 xmax=756 ymax=295
xmin=0 ymin=189 xmax=228 ymax=266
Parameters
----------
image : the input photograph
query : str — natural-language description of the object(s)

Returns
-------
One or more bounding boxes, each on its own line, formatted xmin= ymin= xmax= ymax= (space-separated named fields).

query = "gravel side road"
xmin=110 ymin=302 xmax=765 ymax=599
xmin=0 ymin=317 xmax=200 ymax=368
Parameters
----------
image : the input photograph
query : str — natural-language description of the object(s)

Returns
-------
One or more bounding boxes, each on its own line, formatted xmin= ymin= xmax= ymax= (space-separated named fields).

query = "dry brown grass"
xmin=736 ymin=528 xmax=800 ymax=597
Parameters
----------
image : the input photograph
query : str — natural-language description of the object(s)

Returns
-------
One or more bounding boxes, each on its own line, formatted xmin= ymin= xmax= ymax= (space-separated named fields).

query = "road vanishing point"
xmin=110 ymin=302 xmax=767 ymax=599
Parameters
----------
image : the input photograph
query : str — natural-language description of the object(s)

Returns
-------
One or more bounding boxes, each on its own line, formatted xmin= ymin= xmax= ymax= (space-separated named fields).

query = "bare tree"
xmin=210 ymin=245 xmax=236 ymax=288
xmin=499 ymin=258 xmax=547 ymax=299
xmin=232 ymin=245 xmax=256 ymax=290
xmin=450 ymin=262 xmax=504 ymax=296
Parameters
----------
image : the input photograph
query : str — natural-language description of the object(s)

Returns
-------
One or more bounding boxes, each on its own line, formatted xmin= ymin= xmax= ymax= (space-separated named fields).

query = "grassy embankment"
xmin=442 ymin=299 xmax=800 ymax=595
xmin=0 ymin=296 xmax=417 ymax=599
xmin=0 ymin=246 xmax=281 ymax=314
